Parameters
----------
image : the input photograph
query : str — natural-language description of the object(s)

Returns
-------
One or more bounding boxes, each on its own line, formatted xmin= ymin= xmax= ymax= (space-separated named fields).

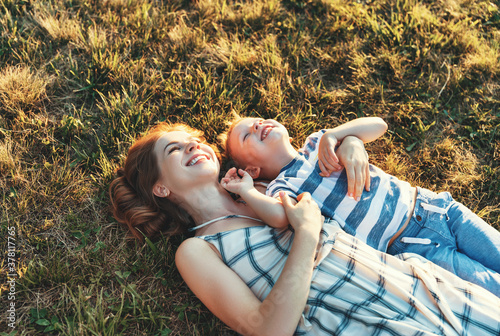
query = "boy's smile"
xmin=260 ymin=125 xmax=274 ymax=141
xmin=228 ymin=117 xmax=297 ymax=180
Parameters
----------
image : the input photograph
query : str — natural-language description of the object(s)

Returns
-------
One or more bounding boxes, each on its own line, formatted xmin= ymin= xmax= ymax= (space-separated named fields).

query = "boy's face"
xmin=228 ymin=118 xmax=290 ymax=169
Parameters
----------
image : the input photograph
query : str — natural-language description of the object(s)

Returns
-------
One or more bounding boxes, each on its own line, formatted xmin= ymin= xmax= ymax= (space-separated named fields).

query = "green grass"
xmin=0 ymin=0 xmax=499 ymax=334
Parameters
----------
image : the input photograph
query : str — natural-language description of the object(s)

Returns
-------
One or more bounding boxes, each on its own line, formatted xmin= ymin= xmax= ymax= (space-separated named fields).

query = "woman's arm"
xmin=175 ymin=193 xmax=322 ymax=336
xmin=221 ymin=168 xmax=289 ymax=229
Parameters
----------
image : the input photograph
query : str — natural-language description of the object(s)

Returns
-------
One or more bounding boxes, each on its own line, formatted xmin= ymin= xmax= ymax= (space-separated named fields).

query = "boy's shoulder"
xmin=299 ymin=129 xmax=326 ymax=158
xmin=306 ymin=129 xmax=327 ymax=140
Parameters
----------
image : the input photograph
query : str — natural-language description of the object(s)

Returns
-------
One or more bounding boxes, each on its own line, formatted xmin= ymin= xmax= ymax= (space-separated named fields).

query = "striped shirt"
xmin=197 ymin=221 xmax=500 ymax=335
xmin=267 ymin=130 xmax=414 ymax=251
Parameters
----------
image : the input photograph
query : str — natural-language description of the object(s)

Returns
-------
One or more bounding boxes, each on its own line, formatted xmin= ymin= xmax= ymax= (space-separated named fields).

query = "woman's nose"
xmin=186 ymin=141 xmax=201 ymax=152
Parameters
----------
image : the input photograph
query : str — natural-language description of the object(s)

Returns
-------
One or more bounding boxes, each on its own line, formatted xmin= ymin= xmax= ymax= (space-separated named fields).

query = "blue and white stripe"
xmin=267 ymin=130 xmax=414 ymax=251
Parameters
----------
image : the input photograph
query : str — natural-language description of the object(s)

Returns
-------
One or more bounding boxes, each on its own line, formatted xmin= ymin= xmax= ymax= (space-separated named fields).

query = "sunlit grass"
xmin=0 ymin=0 xmax=499 ymax=334
xmin=31 ymin=1 xmax=82 ymax=42
xmin=0 ymin=64 xmax=52 ymax=117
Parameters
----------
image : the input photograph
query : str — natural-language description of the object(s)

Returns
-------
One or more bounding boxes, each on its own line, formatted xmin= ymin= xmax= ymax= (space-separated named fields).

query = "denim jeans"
xmin=387 ymin=187 xmax=500 ymax=297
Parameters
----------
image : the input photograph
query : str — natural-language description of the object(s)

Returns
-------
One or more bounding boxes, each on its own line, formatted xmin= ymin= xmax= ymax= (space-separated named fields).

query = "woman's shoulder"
xmin=177 ymin=237 xmax=210 ymax=255
xmin=175 ymin=237 xmax=222 ymax=263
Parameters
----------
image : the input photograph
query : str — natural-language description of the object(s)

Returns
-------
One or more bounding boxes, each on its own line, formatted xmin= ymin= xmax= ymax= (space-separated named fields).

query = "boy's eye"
xmin=243 ymin=133 xmax=249 ymax=142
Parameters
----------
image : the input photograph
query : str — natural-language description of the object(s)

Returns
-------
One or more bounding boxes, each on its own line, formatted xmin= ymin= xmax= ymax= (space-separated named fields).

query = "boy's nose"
xmin=253 ymin=120 xmax=262 ymax=131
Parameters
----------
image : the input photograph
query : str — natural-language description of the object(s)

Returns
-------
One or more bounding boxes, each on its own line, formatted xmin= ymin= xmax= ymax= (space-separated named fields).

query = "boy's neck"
xmin=261 ymin=145 xmax=298 ymax=180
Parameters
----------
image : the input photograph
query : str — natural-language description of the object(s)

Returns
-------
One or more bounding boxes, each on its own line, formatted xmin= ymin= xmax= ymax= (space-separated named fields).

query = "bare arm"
xmin=318 ymin=117 xmax=387 ymax=199
xmin=176 ymin=193 xmax=322 ymax=336
xmin=221 ymin=168 xmax=289 ymax=229
xmin=323 ymin=117 xmax=388 ymax=144
xmin=318 ymin=117 xmax=387 ymax=174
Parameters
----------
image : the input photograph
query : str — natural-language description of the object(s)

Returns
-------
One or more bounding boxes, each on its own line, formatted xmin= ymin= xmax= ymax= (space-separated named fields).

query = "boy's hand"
xmin=336 ymin=136 xmax=371 ymax=201
xmin=221 ymin=168 xmax=254 ymax=195
xmin=318 ymin=133 xmax=342 ymax=177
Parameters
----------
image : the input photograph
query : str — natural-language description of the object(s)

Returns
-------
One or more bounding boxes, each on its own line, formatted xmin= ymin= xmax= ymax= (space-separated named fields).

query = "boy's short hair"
xmin=218 ymin=112 xmax=244 ymax=168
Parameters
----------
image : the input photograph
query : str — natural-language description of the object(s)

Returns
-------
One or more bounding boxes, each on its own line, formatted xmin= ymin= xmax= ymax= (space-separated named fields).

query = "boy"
xmin=221 ymin=116 xmax=500 ymax=296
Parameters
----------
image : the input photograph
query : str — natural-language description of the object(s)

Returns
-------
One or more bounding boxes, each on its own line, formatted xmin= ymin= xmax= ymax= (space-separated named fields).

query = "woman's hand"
xmin=280 ymin=192 xmax=322 ymax=237
xmin=221 ymin=167 xmax=254 ymax=195
xmin=336 ymin=136 xmax=371 ymax=201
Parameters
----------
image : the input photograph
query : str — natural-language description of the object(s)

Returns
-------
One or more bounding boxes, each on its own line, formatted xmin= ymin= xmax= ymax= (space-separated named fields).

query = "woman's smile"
xmin=186 ymin=153 xmax=210 ymax=166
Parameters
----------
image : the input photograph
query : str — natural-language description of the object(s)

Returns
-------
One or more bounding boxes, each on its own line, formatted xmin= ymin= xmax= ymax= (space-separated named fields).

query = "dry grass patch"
xmin=31 ymin=1 xmax=82 ymax=42
xmin=0 ymin=136 xmax=18 ymax=173
xmin=0 ymin=64 xmax=53 ymax=117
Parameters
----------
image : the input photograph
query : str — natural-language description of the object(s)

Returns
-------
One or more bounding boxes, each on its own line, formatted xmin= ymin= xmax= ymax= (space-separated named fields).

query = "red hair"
xmin=109 ymin=122 xmax=216 ymax=241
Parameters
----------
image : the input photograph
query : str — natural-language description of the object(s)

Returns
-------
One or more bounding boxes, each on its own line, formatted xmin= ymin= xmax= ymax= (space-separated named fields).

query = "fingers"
xmin=346 ymin=162 xmax=372 ymax=201
xmin=319 ymin=151 xmax=342 ymax=177
xmin=353 ymin=165 xmax=364 ymax=200
xmin=345 ymin=165 xmax=356 ymax=200
xmin=323 ymin=147 xmax=342 ymax=170
xmin=318 ymin=160 xmax=330 ymax=177
xmin=280 ymin=191 xmax=304 ymax=207
xmin=295 ymin=192 xmax=311 ymax=202
xmin=223 ymin=167 xmax=237 ymax=179
xmin=279 ymin=191 xmax=293 ymax=208
xmin=222 ymin=168 xmax=235 ymax=182
xmin=221 ymin=167 xmax=244 ymax=191
xmin=365 ymin=164 xmax=371 ymax=192
xmin=345 ymin=166 xmax=365 ymax=202
xmin=326 ymin=146 xmax=341 ymax=170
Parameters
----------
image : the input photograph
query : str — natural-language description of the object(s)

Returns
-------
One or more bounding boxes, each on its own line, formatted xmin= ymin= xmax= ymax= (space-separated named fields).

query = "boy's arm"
xmin=336 ymin=136 xmax=370 ymax=201
xmin=318 ymin=117 xmax=387 ymax=200
xmin=318 ymin=117 xmax=387 ymax=174
xmin=323 ymin=117 xmax=388 ymax=144
xmin=221 ymin=168 xmax=289 ymax=229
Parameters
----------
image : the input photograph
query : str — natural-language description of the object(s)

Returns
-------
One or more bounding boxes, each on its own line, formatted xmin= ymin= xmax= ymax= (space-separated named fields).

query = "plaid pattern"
xmin=199 ymin=221 xmax=500 ymax=335
xmin=266 ymin=130 xmax=415 ymax=251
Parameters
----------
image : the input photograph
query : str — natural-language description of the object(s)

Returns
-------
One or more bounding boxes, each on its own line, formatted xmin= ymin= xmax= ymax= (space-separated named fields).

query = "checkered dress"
xmin=198 ymin=221 xmax=500 ymax=335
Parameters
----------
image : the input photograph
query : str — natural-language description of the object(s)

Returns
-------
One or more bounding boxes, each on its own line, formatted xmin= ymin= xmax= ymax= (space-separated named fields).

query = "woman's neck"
xmin=175 ymin=183 xmax=249 ymax=225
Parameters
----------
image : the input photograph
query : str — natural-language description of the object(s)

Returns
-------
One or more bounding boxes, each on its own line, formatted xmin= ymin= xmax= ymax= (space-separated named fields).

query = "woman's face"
xmin=153 ymin=131 xmax=220 ymax=197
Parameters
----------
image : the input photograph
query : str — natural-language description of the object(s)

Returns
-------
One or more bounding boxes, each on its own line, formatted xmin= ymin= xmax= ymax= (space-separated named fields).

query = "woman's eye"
xmin=168 ymin=146 xmax=180 ymax=154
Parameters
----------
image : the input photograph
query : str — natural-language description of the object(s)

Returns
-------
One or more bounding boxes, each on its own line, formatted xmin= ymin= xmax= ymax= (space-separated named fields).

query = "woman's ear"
xmin=244 ymin=166 xmax=261 ymax=179
xmin=153 ymin=183 xmax=170 ymax=198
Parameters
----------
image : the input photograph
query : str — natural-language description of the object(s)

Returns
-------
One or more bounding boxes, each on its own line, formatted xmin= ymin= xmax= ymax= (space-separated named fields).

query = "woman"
xmin=110 ymin=122 xmax=500 ymax=336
